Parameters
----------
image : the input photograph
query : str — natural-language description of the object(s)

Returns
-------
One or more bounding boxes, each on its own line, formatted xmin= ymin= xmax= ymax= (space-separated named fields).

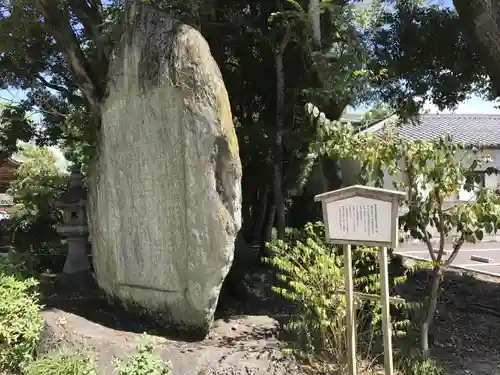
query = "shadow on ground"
xmin=39 ymin=263 xmax=292 ymax=343
xmin=37 ymin=263 xmax=304 ymax=375
xmin=395 ymin=265 xmax=500 ymax=375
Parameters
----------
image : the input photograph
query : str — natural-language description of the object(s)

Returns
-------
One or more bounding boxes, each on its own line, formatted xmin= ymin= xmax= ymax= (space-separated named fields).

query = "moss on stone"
xmin=217 ymin=208 xmax=226 ymax=226
xmin=217 ymin=86 xmax=239 ymax=158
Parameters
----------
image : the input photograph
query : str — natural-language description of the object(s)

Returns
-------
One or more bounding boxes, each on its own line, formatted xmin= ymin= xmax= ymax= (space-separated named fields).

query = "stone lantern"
xmin=55 ymin=170 xmax=90 ymax=274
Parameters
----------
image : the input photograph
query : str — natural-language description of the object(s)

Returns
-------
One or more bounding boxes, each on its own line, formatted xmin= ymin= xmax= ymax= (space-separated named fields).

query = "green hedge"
xmin=0 ymin=258 xmax=44 ymax=373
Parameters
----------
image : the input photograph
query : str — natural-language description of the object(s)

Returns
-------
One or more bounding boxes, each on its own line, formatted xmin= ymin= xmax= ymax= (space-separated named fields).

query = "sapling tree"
xmin=306 ymin=103 xmax=500 ymax=358
xmin=8 ymin=145 xmax=68 ymax=272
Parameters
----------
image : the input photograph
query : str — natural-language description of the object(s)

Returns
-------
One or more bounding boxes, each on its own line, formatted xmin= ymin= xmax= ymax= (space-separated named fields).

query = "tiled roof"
xmin=365 ymin=114 xmax=500 ymax=147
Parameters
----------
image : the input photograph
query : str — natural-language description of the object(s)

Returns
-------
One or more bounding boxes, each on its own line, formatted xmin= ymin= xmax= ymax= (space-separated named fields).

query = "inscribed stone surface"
xmin=87 ymin=2 xmax=242 ymax=334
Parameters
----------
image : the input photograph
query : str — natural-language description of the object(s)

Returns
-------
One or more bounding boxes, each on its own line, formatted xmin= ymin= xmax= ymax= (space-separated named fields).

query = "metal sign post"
xmin=314 ymin=185 xmax=406 ymax=375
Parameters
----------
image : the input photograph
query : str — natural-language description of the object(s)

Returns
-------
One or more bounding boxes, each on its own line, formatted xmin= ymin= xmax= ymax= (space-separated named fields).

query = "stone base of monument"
xmin=38 ymin=309 xmax=304 ymax=375
xmin=100 ymin=291 xmax=213 ymax=341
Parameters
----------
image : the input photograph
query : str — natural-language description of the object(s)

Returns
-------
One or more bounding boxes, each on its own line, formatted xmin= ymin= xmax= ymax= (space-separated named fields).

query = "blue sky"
xmin=0 ymin=88 xmax=24 ymax=105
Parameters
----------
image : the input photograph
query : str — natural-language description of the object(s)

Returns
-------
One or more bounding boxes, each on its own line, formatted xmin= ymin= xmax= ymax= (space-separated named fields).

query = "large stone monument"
xmin=87 ymin=2 xmax=242 ymax=335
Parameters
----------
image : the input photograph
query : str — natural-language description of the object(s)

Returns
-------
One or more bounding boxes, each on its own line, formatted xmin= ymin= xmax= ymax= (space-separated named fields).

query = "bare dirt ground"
xmin=38 ymin=265 xmax=500 ymax=375
xmin=397 ymin=268 xmax=500 ymax=375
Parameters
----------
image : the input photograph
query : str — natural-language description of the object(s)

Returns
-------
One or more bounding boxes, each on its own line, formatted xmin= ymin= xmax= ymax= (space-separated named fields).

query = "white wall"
xmin=340 ymin=148 xmax=500 ymax=202
xmin=380 ymin=148 xmax=500 ymax=203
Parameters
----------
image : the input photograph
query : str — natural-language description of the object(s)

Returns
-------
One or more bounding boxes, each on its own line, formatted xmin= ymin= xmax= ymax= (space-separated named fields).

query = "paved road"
xmin=395 ymin=242 xmax=500 ymax=277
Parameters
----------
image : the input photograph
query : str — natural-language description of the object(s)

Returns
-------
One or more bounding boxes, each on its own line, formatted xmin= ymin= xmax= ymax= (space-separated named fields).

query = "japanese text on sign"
xmin=326 ymin=196 xmax=392 ymax=243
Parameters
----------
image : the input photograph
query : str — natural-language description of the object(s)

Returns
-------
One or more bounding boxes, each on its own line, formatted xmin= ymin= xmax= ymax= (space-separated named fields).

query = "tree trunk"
xmin=421 ymin=266 xmax=442 ymax=359
xmin=35 ymin=0 xmax=107 ymax=128
xmin=309 ymin=0 xmax=321 ymax=46
xmin=272 ymin=156 xmax=285 ymax=239
xmin=273 ymin=28 xmax=291 ymax=240
xmin=453 ymin=0 xmax=500 ymax=95
xmin=251 ymin=183 xmax=270 ymax=245
xmin=241 ymin=172 xmax=256 ymax=242
xmin=260 ymin=188 xmax=276 ymax=259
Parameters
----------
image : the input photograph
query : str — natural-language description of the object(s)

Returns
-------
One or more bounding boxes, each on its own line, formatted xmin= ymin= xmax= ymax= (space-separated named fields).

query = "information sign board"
xmin=315 ymin=185 xmax=406 ymax=375
xmin=326 ymin=196 xmax=392 ymax=244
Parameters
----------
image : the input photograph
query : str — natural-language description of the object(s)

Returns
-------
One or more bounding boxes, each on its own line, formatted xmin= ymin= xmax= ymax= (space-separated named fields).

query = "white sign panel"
xmin=326 ymin=196 xmax=392 ymax=243
xmin=0 ymin=194 xmax=13 ymax=206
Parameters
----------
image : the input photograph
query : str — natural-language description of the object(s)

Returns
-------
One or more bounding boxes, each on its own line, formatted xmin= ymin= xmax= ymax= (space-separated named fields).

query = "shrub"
xmin=267 ymin=224 xmax=347 ymax=362
xmin=0 ymin=251 xmax=35 ymax=278
xmin=265 ymin=222 xmax=409 ymax=371
xmin=25 ymin=350 xmax=98 ymax=375
xmin=0 ymin=258 xmax=44 ymax=373
xmin=7 ymin=145 xmax=68 ymax=274
xmin=398 ymin=357 xmax=445 ymax=375
xmin=114 ymin=333 xmax=171 ymax=375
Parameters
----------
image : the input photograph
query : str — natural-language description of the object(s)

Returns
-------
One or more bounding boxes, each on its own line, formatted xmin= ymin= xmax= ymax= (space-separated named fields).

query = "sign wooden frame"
xmin=314 ymin=185 xmax=406 ymax=375
xmin=314 ymin=185 xmax=404 ymax=248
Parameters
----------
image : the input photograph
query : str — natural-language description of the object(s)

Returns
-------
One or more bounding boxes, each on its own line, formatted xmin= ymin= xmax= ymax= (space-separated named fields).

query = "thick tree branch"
xmin=453 ymin=0 xmax=500 ymax=96
xmin=406 ymin=157 xmax=437 ymax=262
xmin=278 ymin=26 xmax=292 ymax=55
xmin=67 ymin=0 xmax=108 ymax=71
xmin=35 ymin=74 xmax=70 ymax=94
xmin=444 ymin=235 xmax=464 ymax=267
xmin=437 ymin=193 xmax=445 ymax=254
xmin=309 ymin=0 xmax=321 ymax=46
xmin=67 ymin=0 xmax=102 ymax=40
xmin=420 ymin=223 xmax=437 ymax=262
xmin=35 ymin=0 xmax=103 ymax=125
